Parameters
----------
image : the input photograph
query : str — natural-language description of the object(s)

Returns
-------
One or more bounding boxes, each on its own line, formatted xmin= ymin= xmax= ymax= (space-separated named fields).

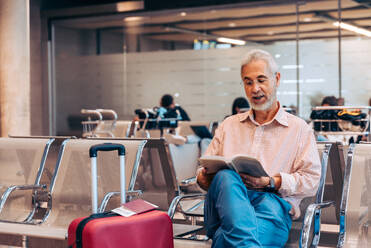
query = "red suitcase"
xmin=67 ymin=143 xmax=174 ymax=248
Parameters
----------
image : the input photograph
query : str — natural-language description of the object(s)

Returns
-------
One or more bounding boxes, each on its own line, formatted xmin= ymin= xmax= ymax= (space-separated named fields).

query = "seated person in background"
xmin=132 ymin=94 xmax=190 ymax=137
xmin=232 ymin=97 xmax=250 ymax=115
xmin=225 ymin=97 xmax=250 ymax=119
xmin=157 ymin=94 xmax=191 ymax=121
xmin=310 ymin=95 xmax=340 ymax=141
xmin=197 ymin=49 xmax=321 ymax=247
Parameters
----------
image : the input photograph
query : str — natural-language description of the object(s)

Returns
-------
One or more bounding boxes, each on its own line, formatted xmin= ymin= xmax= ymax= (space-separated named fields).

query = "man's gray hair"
xmin=241 ymin=49 xmax=278 ymax=76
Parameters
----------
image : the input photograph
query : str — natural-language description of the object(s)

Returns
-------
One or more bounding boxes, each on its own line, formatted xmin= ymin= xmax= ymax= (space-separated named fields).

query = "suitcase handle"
xmin=89 ymin=143 xmax=125 ymax=157
xmin=89 ymin=143 xmax=126 ymax=213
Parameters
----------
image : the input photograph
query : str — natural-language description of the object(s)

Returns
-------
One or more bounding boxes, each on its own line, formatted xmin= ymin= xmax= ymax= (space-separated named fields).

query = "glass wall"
xmin=51 ymin=0 xmax=371 ymax=136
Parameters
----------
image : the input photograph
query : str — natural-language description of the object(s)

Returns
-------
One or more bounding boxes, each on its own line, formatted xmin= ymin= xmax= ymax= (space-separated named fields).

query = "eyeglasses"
xmin=241 ymin=76 xmax=270 ymax=87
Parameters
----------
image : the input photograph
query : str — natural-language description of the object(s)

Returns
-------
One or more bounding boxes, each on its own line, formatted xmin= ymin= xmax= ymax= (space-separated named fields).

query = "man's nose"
xmin=251 ymin=82 xmax=260 ymax=93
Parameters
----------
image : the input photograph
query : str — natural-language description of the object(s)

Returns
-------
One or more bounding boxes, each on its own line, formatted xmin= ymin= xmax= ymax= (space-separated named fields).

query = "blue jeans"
xmin=205 ymin=169 xmax=292 ymax=248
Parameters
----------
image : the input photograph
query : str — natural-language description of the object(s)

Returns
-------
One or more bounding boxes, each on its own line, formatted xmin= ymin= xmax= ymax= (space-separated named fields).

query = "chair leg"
xmin=22 ymin=235 xmax=29 ymax=248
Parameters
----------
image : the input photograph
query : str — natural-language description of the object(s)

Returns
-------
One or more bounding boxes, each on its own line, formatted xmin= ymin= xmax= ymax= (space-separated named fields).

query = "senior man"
xmin=197 ymin=49 xmax=321 ymax=248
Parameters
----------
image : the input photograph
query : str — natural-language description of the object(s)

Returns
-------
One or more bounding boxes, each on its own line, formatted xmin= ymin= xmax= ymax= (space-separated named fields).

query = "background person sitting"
xmin=310 ymin=95 xmax=340 ymax=136
xmin=157 ymin=94 xmax=190 ymax=121
xmin=225 ymin=97 xmax=250 ymax=119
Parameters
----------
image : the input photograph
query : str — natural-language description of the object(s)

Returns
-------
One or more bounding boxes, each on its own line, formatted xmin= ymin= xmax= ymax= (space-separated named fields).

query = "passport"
xmin=111 ymin=199 xmax=158 ymax=217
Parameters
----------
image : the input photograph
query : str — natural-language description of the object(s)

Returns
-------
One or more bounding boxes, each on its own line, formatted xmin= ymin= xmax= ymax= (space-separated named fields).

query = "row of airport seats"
xmin=76 ymin=119 xmax=371 ymax=247
xmin=0 ymin=132 xmax=369 ymax=247
xmin=87 ymin=119 xmax=371 ymax=247
xmin=0 ymin=125 xmax=210 ymax=248
xmin=0 ymin=136 xmax=147 ymax=247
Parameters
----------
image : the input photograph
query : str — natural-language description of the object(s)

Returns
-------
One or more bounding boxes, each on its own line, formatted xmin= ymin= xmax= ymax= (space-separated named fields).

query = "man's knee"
xmin=208 ymin=169 xmax=245 ymax=196
xmin=212 ymin=169 xmax=241 ymax=186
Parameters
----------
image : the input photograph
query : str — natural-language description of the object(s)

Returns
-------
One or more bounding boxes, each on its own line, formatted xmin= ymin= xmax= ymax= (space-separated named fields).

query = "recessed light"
xmin=303 ymin=17 xmax=312 ymax=22
xmin=180 ymin=12 xmax=187 ymax=17
xmin=267 ymin=31 xmax=275 ymax=35
xmin=275 ymin=54 xmax=281 ymax=58
xmin=216 ymin=37 xmax=246 ymax=46
xmin=228 ymin=23 xmax=236 ymax=27
xmin=333 ymin=21 xmax=371 ymax=37
xmin=123 ymin=16 xmax=144 ymax=22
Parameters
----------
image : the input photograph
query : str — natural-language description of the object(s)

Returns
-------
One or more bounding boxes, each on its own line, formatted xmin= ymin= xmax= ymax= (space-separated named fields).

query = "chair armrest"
xmin=99 ymin=190 xmax=143 ymax=213
xmin=180 ymin=177 xmax=197 ymax=186
xmin=300 ymin=201 xmax=335 ymax=248
xmin=0 ymin=184 xmax=47 ymax=214
xmin=167 ymin=193 xmax=206 ymax=219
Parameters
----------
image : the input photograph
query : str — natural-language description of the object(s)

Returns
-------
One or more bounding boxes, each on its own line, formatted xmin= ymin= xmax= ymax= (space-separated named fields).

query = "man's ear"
xmin=275 ymin=72 xmax=281 ymax=88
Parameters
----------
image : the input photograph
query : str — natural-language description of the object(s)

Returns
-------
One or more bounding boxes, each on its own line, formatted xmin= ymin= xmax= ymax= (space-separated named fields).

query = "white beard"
xmin=248 ymin=86 xmax=277 ymax=111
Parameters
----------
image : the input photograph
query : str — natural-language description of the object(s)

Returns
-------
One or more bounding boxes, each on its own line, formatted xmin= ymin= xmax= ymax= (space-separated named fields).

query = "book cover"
xmin=199 ymin=154 xmax=268 ymax=177
xmin=111 ymin=199 xmax=158 ymax=217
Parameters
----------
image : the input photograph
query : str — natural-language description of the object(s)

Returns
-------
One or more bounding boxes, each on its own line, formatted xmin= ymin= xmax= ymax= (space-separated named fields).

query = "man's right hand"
xmin=196 ymin=167 xmax=215 ymax=191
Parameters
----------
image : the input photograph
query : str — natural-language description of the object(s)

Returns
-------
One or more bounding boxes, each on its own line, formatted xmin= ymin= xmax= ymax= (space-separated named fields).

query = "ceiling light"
xmin=275 ymin=54 xmax=281 ymax=58
xmin=228 ymin=23 xmax=236 ymax=27
xmin=165 ymin=26 xmax=254 ymax=46
xmin=303 ymin=17 xmax=312 ymax=22
xmin=216 ymin=37 xmax=246 ymax=46
xmin=180 ymin=12 xmax=187 ymax=17
xmin=116 ymin=1 xmax=144 ymax=12
xmin=267 ymin=31 xmax=275 ymax=35
xmin=333 ymin=21 xmax=371 ymax=37
xmin=123 ymin=16 xmax=145 ymax=22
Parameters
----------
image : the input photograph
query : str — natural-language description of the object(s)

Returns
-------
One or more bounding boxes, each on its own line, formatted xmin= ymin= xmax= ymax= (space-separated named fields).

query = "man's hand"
xmin=196 ymin=167 xmax=215 ymax=191
xmin=239 ymin=173 xmax=270 ymax=189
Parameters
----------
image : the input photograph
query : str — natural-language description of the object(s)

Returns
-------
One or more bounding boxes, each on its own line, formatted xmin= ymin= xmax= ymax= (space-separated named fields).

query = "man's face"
xmin=240 ymin=60 xmax=280 ymax=111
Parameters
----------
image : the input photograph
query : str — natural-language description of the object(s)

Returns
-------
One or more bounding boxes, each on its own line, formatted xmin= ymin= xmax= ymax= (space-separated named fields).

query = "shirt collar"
xmin=238 ymin=102 xmax=289 ymax=127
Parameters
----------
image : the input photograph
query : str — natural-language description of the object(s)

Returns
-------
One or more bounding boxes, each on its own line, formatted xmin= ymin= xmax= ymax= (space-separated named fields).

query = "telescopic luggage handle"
xmin=89 ymin=143 xmax=126 ymax=214
xmin=89 ymin=143 xmax=125 ymax=157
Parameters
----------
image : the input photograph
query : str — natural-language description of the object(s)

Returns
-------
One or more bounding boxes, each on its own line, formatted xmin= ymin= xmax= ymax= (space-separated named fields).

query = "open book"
xmin=199 ymin=155 xmax=268 ymax=177
xmin=111 ymin=199 xmax=158 ymax=217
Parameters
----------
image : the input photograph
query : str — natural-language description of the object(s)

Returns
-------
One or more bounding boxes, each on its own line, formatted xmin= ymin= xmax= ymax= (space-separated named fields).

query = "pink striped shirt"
xmin=204 ymin=103 xmax=321 ymax=219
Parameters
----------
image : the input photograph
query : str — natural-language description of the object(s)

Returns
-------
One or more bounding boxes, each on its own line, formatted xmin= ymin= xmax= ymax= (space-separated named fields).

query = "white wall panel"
xmin=55 ymin=38 xmax=371 ymax=134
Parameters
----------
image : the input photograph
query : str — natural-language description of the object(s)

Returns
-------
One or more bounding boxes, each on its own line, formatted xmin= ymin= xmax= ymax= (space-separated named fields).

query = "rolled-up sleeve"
xmin=278 ymin=126 xmax=321 ymax=198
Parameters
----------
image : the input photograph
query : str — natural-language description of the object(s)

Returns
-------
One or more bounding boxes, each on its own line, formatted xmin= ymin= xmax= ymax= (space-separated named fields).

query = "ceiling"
xmin=54 ymin=0 xmax=371 ymax=44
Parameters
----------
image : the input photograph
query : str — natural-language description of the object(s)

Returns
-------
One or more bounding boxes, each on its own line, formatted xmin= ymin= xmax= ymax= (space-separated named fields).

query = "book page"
xmin=199 ymin=155 xmax=233 ymax=174
xmin=232 ymin=155 xmax=268 ymax=177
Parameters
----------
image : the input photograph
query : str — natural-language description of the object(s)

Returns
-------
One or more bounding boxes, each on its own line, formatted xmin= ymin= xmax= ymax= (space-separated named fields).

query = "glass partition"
xmin=52 ymin=0 xmax=371 ymax=136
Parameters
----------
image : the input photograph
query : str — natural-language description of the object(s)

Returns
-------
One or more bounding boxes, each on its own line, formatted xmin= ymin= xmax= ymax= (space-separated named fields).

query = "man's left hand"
xmin=239 ymin=173 xmax=269 ymax=189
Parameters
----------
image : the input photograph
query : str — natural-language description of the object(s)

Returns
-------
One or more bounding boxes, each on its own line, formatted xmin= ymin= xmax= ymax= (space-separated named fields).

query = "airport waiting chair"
xmin=45 ymin=139 xmax=147 ymax=227
xmin=0 ymin=138 xmax=146 ymax=244
xmin=169 ymin=143 xmax=334 ymax=247
xmin=168 ymin=143 xmax=200 ymax=193
xmin=309 ymin=141 xmax=346 ymax=246
xmin=167 ymin=143 xmax=206 ymax=237
xmin=0 ymin=137 xmax=54 ymax=224
xmin=111 ymin=120 xmax=135 ymax=138
xmin=128 ymin=138 xmax=178 ymax=210
xmin=116 ymin=138 xmax=205 ymax=235
xmin=290 ymin=143 xmax=334 ymax=247
xmin=337 ymin=142 xmax=371 ymax=247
